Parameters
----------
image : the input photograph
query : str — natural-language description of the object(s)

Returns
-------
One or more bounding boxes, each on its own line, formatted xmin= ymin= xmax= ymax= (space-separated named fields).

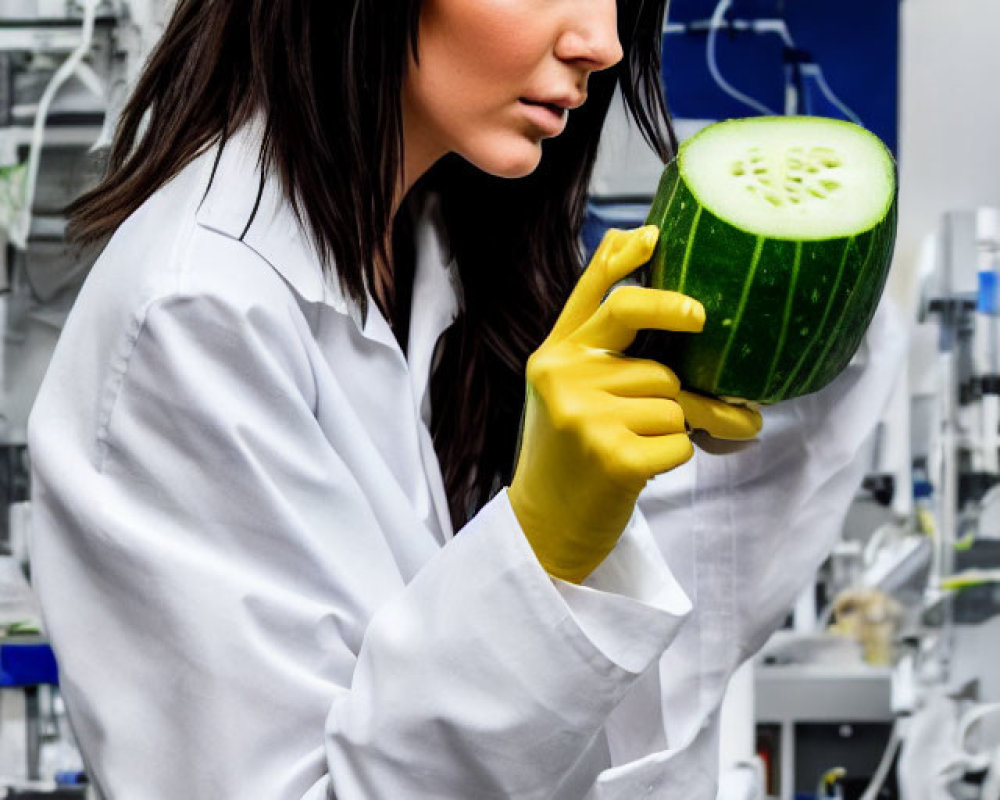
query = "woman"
xmin=27 ymin=0 xmax=901 ymax=797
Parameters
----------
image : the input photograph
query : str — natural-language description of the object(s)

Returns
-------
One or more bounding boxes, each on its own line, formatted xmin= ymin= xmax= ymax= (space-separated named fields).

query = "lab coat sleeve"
xmin=688 ymin=295 xmax=908 ymax=657
xmin=323 ymin=493 xmax=691 ymax=800
xmin=628 ymin=296 xmax=908 ymax=775
xmin=28 ymin=289 xmax=691 ymax=800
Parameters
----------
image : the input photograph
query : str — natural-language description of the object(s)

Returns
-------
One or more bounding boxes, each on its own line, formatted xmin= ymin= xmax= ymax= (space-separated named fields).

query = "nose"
xmin=554 ymin=0 xmax=624 ymax=72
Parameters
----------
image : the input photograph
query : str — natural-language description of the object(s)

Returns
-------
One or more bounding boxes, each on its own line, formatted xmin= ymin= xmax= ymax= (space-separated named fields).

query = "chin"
xmin=466 ymin=140 xmax=544 ymax=179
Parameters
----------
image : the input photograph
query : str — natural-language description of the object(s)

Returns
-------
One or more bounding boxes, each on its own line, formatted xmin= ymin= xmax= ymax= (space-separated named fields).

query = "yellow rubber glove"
xmin=508 ymin=226 xmax=762 ymax=583
xmin=676 ymin=391 xmax=761 ymax=440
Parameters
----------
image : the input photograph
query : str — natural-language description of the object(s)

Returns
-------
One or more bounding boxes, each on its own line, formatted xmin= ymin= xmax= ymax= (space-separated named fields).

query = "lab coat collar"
xmin=195 ymin=120 xmax=356 ymax=319
xmin=193 ymin=120 xmax=462 ymax=343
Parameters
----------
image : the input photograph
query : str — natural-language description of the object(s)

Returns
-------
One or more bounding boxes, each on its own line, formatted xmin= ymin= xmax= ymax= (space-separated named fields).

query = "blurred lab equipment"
xmin=0 ymin=2 xmax=148 ymax=795
xmin=755 ymin=206 xmax=1000 ymax=800
xmin=829 ymin=589 xmax=903 ymax=667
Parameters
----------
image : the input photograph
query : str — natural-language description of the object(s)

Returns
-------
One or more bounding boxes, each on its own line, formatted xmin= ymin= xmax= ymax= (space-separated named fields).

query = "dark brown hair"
xmin=68 ymin=0 xmax=676 ymax=528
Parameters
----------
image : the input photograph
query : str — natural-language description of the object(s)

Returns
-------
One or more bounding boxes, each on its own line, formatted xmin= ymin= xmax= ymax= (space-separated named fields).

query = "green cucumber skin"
xmin=644 ymin=159 xmax=897 ymax=403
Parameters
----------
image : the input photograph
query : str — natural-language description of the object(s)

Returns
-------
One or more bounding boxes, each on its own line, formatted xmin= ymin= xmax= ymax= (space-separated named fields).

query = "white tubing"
xmin=705 ymin=0 xmax=777 ymax=116
xmin=799 ymin=63 xmax=864 ymax=126
xmin=13 ymin=0 xmax=102 ymax=249
xmin=752 ymin=18 xmax=794 ymax=48
xmin=858 ymin=719 xmax=902 ymax=800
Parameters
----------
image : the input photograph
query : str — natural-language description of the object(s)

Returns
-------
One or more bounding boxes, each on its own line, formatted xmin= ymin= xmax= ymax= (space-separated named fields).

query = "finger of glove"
xmin=549 ymin=226 xmax=659 ymax=342
xmin=676 ymin=390 xmax=763 ymax=440
xmin=614 ymin=397 xmax=687 ymax=436
xmin=571 ymin=286 xmax=705 ymax=353
xmin=594 ymin=356 xmax=681 ymax=398
xmin=617 ymin=432 xmax=695 ymax=481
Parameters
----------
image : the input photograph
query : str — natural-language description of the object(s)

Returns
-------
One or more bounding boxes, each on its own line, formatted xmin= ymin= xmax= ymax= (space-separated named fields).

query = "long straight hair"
xmin=68 ymin=0 xmax=677 ymax=529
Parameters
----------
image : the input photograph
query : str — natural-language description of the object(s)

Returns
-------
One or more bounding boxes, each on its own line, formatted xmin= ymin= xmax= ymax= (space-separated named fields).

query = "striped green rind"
xmin=643 ymin=158 xmax=897 ymax=404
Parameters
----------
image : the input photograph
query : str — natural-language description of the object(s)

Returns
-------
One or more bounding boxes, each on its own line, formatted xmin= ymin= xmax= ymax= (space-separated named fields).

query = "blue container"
xmin=0 ymin=642 xmax=59 ymax=687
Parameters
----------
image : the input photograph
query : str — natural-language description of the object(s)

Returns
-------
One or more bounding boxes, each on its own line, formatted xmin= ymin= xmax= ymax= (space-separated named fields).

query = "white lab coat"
xmin=27 ymin=122 xmax=905 ymax=799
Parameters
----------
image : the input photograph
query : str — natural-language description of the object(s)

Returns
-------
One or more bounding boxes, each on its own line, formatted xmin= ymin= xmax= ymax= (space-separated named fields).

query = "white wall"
xmin=894 ymin=0 xmax=1000 ymax=309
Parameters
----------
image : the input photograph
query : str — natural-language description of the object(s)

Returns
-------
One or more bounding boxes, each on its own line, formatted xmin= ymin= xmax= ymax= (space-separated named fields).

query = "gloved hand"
xmin=677 ymin=391 xmax=762 ymax=440
xmin=509 ymin=226 xmax=762 ymax=583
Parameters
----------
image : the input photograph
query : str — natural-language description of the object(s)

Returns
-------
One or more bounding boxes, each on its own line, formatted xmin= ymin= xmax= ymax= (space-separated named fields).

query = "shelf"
xmin=756 ymin=664 xmax=894 ymax=724
xmin=0 ymin=16 xmax=116 ymax=53
xmin=1 ymin=124 xmax=102 ymax=149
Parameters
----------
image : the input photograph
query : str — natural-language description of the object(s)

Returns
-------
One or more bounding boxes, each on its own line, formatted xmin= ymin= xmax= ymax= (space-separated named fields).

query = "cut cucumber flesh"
xmin=680 ymin=116 xmax=896 ymax=240
xmin=642 ymin=116 xmax=898 ymax=404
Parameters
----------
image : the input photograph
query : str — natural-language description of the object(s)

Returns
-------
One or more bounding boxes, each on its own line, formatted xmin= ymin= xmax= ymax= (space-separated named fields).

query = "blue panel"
xmin=662 ymin=0 xmax=900 ymax=156
xmin=0 ymin=642 xmax=59 ymax=687
xmin=980 ymin=271 xmax=999 ymax=315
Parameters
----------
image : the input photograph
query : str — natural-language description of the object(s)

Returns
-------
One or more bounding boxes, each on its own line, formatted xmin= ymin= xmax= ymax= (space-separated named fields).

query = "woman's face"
xmin=403 ymin=0 xmax=624 ymax=181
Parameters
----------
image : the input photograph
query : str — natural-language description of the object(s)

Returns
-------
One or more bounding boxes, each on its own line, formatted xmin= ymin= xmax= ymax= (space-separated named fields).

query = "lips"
xmin=517 ymin=99 xmax=568 ymax=137
xmin=520 ymin=98 xmax=566 ymax=115
xmin=519 ymin=93 xmax=586 ymax=112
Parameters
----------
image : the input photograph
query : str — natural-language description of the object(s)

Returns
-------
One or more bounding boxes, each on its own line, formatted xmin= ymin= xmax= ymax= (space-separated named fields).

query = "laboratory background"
xmin=0 ymin=0 xmax=997 ymax=798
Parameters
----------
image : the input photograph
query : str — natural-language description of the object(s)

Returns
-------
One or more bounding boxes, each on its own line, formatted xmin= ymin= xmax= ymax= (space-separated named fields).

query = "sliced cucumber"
xmin=643 ymin=116 xmax=897 ymax=404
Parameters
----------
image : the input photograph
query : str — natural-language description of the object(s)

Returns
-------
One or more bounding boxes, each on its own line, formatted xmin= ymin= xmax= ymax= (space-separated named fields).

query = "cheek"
xmin=419 ymin=1 xmax=548 ymax=103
